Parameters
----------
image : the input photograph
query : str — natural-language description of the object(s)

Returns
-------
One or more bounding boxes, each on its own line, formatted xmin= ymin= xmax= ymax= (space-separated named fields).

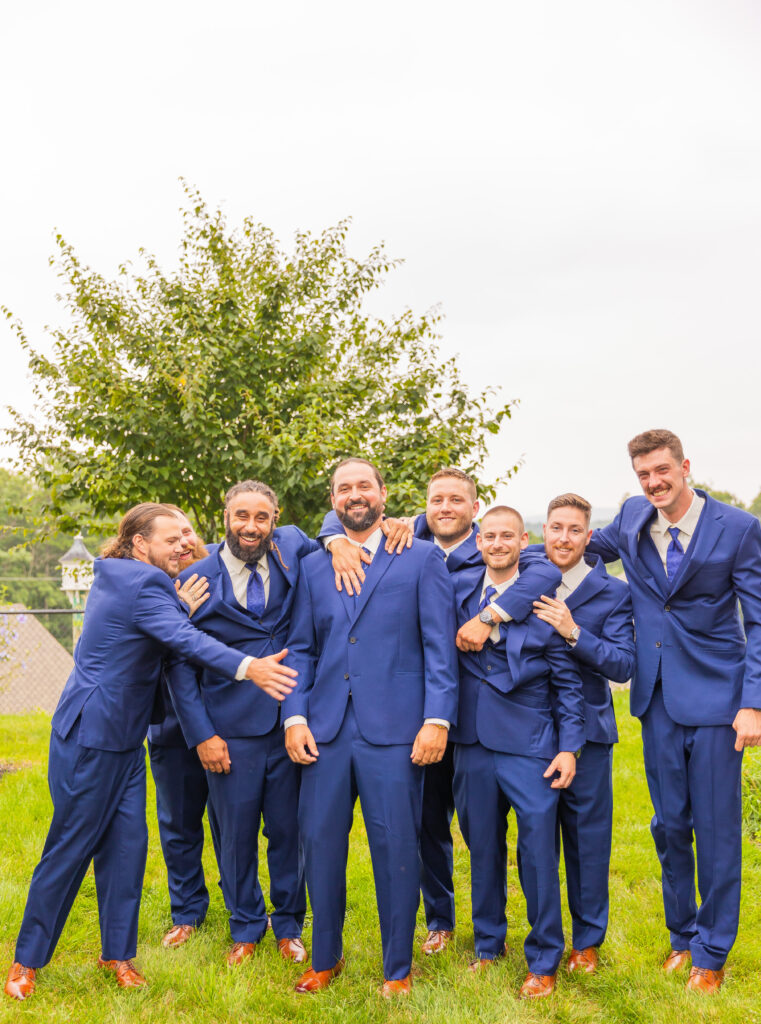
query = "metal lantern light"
xmin=59 ymin=533 xmax=95 ymax=646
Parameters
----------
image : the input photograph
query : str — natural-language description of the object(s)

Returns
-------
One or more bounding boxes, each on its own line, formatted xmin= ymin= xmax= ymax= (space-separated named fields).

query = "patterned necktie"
xmin=245 ymin=562 xmax=266 ymax=616
xmin=666 ymin=527 xmax=684 ymax=581
xmin=479 ymin=584 xmax=497 ymax=612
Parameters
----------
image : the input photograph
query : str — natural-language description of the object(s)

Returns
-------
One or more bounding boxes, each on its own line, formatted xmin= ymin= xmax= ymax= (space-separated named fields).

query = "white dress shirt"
xmin=285 ymin=525 xmax=449 ymax=731
xmin=649 ymin=490 xmax=705 ymax=573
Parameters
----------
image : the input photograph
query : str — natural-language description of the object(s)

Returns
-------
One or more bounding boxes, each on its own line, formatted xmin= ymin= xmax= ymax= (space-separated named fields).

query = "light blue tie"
xmin=245 ymin=562 xmax=266 ymax=617
xmin=666 ymin=527 xmax=684 ymax=581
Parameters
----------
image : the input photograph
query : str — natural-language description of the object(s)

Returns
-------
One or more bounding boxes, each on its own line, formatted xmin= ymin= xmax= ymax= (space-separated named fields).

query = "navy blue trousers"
xmin=419 ymin=744 xmax=456 ymax=931
xmin=641 ymin=684 xmax=743 ymax=970
xmin=454 ymin=741 xmax=564 ymax=975
xmin=148 ymin=741 xmax=211 ymax=928
xmin=298 ymin=702 xmax=424 ymax=980
xmin=557 ymin=741 xmax=613 ymax=950
xmin=207 ymin=726 xmax=305 ymax=944
xmin=15 ymin=722 xmax=148 ymax=967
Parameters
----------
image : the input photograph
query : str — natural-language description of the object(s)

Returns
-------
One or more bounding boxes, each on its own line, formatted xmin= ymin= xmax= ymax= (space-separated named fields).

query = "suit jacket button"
xmin=664 ymin=605 xmax=671 ymax=612
xmin=487 ymin=665 xmax=493 ymax=671
xmin=655 ymin=641 xmax=662 ymax=648
xmin=344 ymin=673 xmax=350 ymax=680
xmin=350 ymin=637 xmax=357 ymax=644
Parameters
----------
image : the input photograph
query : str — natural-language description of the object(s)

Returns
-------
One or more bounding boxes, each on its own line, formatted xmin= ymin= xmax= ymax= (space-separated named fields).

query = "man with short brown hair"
xmin=588 ymin=430 xmax=761 ymax=993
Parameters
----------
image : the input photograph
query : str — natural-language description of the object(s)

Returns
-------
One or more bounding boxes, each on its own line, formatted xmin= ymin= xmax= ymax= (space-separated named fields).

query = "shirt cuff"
xmin=489 ymin=603 xmax=512 ymax=623
xmin=284 ymin=715 xmax=308 ymax=730
xmin=424 ymin=718 xmax=450 ymax=729
xmin=235 ymin=656 xmax=254 ymax=680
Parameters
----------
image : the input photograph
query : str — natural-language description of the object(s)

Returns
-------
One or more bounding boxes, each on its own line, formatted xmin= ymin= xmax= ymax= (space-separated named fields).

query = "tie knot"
xmin=668 ymin=527 xmax=681 ymax=543
xmin=361 ymin=546 xmax=372 ymax=558
xmin=245 ymin=561 xmax=259 ymax=572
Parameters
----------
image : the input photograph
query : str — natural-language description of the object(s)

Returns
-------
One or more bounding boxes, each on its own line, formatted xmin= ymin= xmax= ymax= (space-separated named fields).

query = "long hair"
xmin=101 ymin=503 xmax=178 ymax=559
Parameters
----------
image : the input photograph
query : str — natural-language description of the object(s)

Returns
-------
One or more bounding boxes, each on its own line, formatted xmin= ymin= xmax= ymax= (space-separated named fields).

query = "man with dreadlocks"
xmin=166 ymin=481 xmax=319 ymax=968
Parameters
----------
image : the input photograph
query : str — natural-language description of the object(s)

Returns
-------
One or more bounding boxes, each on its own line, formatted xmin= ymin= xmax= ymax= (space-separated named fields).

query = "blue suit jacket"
xmin=165 ymin=527 xmax=319 ymax=749
xmin=588 ymin=490 xmax=761 ymax=724
xmin=52 ymin=558 xmax=245 ymax=752
xmin=283 ymin=540 xmax=459 ymax=745
xmin=318 ymin=510 xmax=561 ymax=622
xmin=452 ymin=569 xmax=586 ymax=757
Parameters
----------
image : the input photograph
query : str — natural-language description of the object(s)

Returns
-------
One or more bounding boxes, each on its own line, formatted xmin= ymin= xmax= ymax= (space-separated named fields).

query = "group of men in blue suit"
xmin=6 ymin=427 xmax=761 ymax=1003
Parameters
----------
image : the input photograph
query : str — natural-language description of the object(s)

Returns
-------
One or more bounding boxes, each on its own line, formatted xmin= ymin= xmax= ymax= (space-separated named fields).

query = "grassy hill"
xmin=2 ymin=694 xmax=761 ymax=1023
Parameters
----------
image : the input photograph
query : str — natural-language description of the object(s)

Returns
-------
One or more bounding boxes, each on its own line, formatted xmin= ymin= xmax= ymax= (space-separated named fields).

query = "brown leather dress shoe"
xmin=227 ymin=942 xmax=257 ymax=966
xmin=294 ymin=959 xmax=344 ymax=993
xmin=421 ymin=929 xmax=453 ymax=955
xmin=662 ymin=949 xmax=691 ymax=973
xmin=468 ymin=942 xmax=509 ymax=972
xmin=686 ymin=966 xmax=724 ymax=993
xmin=519 ymin=972 xmax=556 ymax=999
xmin=567 ymin=947 xmax=598 ymax=974
xmin=4 ymin=963 xmax=36 ymax=1000
xmin=161 ymin=924 xmax=196 ymax=949
xmin=278 ymin=937 xmax=308 ymax=963
xmin=97 ymin=957 xmax=147 ymax=988
xmin=381 ymin=975 xmax=412 ymax=997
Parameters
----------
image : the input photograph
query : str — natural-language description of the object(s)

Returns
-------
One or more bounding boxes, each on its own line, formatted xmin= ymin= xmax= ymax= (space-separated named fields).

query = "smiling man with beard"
xmin=165 ymin=481 xmax=319 ymax=968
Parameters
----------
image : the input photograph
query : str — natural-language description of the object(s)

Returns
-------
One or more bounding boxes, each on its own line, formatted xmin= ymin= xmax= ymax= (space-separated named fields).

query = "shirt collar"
xmin=560 ymin=557 xmax=592 ymax=593
xmin=482 ymin=569 xmax=519 ymax=596
xmin=434 ymin=527 xmax=473 ymax=559
xmin=346 ymin=526 xmax=384 ymax=556
xmin=654 ymin=489 xmax=704 ymax=538
xmin=220 ymin=542 xmax=270 ymax=575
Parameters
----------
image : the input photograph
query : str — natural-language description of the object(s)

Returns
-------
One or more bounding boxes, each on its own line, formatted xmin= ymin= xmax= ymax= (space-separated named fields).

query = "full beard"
xmin=225 ymin=524 xmax=274 ymax=563
xmin=336 ymin=500 xmax=382 ymax=533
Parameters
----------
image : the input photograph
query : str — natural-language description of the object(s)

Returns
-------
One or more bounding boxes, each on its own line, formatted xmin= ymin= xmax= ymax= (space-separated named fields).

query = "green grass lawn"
xmin=2 ymin=692 xmax=761 ymax=1023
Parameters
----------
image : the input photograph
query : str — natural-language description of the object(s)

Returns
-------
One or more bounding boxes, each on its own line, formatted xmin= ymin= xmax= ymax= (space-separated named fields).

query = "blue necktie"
xmin=479 ymin=584 xmax=497 ymax=612
xmin=245 ymin=562 xmax=266 ymax=617
xmin=666 ymin=527 xmax=684 ymax=581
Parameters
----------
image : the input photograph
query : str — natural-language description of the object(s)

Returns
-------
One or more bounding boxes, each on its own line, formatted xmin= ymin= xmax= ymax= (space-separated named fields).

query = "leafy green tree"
xmin=689 ymin=478 xmax=748 ymax=510
xmin=5 ymin=184 xmax=517 ymax=540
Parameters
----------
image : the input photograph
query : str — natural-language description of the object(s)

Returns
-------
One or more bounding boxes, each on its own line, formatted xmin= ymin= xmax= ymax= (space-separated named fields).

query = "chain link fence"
xmin=0 ymin=607 xmax=77 ymax=714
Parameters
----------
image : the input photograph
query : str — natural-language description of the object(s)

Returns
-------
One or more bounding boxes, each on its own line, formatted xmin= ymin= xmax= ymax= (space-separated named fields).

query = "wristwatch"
xmin=479 ymin=608 xmax=496 ymax=625
xmin=566 ymin=625 xmax=580 ymax=645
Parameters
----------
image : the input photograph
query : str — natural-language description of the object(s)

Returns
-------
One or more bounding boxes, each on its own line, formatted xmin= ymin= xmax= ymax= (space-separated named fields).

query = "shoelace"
xmin=117 ymin=959 xmax=138 ymax=974
xmin=691 ymin=967 xmax=713 ymax=978
xmin=16 ymin=966 xmax=34 ymax=979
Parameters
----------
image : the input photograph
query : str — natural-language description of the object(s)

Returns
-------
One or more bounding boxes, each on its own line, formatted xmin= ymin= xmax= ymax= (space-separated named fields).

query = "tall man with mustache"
xmin=588 ymin=429 xmax=761 ymax=993
xmin=284 ymin=458 xmax=459 ymax=996
xmin=166 ymin=481 xmax=320 ymax=967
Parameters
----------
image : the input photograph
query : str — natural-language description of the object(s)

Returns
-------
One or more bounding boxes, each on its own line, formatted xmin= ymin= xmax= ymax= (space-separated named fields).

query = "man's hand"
xmin=544 ymin=751 xmax=576 ymax=789
xmin=197 ymin=734 xmax=231 ymax=774
xmin=175 ymin=573 xmax=210 ymax=618
xmin=329 ymin=537 xmax=371 ymax=596
xmin=410 ymin=723 xmax=448 ymax=765
xmin=456 ymin=615 xmax=492 ymax=652
xmin=285 ymin=724 xmax=319 ymax=764
xmin=246 ymin=649 xmax=298 ymax=701
xmin=533 ymin=595 xmax=576 ymax=640
xmin=380 ymin=517 xmax=415 ymax=554
xmin=732 ymin=707 xmax=761 ymax=751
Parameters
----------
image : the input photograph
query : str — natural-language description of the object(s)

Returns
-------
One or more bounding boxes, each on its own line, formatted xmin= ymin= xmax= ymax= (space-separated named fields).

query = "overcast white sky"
xmin=1 ymin=0 xmax=759 ymax=518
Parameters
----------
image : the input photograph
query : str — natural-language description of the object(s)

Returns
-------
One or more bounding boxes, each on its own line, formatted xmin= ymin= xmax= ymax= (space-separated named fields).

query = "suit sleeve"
xmin=571 ymin=585 xmax=635 ymax=683
xmin=419 ymin=547 xmax=459 ymax=724
xmin=317 ymin=510 xmax=346 ymax=542
xmin=586 ymin=510 xmax=623 ymax=564
xmin=545 ymin=632 xmax=586 ymax=753
xmin=282 ymin=568 xmax=318 ymax=720
xmin=733 ymin=517 xmax=761 ymax=709
xmin=493 ymin=557 xmax=561 ymax=623
xmin=166 ymin=658 xmax=217 ymax=749
xmin=133 ymin=575 xmax=243 ymax=680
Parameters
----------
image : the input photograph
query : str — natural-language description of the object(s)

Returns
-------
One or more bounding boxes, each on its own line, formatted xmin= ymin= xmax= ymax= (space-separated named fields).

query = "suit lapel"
xmin=504 ymin=619 xmax=528 ymax=683
xmin=667 ymin=495 xmax=722 ymax=595
xmin=352 ymin=545 xmax=396 ymax=624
